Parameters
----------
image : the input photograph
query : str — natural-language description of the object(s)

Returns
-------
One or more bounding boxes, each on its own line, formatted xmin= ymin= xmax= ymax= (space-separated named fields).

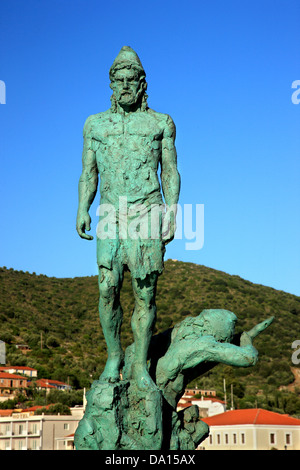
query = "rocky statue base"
xmin=74 ymin=309 xmax=274 ymax=450
xmin=75 ymin=380 xmax=164 ymax=450
xmin=74 ymin=381 xmax=208 ymax=450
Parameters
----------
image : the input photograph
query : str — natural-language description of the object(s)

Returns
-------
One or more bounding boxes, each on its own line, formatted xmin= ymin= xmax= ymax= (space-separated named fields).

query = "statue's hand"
xmin=246 ymin=316 xmax=275 ymax=340
xmin=76 ymin=212 xmax=93 ymax=240
xmin=162 ymin=221 xmax=175 ymax=245
xmin=162 ymin=207 xmax=176 ymax=245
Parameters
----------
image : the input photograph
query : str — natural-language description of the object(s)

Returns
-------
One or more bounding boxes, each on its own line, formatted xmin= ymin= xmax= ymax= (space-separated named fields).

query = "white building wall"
xmin=201 ymin=424 xmax=300 ymax=450
xmin=0 ymin=414 xmax=79 ymax=450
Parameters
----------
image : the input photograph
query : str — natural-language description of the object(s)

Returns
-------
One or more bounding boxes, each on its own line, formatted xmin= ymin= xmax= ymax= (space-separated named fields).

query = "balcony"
xmin=28 ymin=429 xmax=42 ymax=437
xmin=0 ymin=431 xmax=13 ymax=438
xmin=13 ymin=430 xmax=27 ymax=437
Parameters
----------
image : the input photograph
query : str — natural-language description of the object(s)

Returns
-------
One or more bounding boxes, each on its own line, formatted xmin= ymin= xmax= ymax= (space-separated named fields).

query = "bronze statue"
xmin=76 ymin=46 xmax=180 ymax=390
xmin=75 ymin=47 xmax=274 ymax=451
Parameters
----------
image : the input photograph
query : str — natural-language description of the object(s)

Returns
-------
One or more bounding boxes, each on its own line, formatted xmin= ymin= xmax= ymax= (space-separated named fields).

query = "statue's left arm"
xmin=160 ymin=115 xmax=181 ymax=244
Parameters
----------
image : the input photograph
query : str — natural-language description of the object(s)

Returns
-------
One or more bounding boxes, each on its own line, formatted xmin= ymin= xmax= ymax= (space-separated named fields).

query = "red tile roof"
xmin=0 ymin=372 xmax=28 ymax=380
xmin=178 ymin=402 xmax=193 ymax=409
xmin=0 ymin=410 xmax=13 ymax=417
xmin=205 ymin=397 xmax=224 ymax=404
xmin=0 ymin=405 xmax=56 ymax=417
xmin=0 ymin=366 xmax=37 ymax=371
xmin=35 ymin=380 xmax=56 ymax=389
xmin=37 ymin=379 xmax=69 ymax=386
xmin=202 ymin=408 xmax=300 ymax=426
xmin=44 ymin=379 xmax=67 ymax=385
xmin=179 ymin=397 xmax=225 ymax=405
xmin=20 ymin=404 xmax=53 ymax=412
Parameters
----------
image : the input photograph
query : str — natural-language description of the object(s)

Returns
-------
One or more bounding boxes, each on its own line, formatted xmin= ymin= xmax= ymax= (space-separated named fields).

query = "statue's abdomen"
xmin=96 ymin=133 xmax=162 ymax=206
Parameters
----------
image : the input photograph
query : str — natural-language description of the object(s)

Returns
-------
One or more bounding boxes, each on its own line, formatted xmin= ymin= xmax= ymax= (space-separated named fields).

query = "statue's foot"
xmin=99 ymin=356 xmax=122 ymax=384
xmin=132 ymin=363 xmax=157 ymax=391
xmin=99 ymin=370 xmax=120 ymax=384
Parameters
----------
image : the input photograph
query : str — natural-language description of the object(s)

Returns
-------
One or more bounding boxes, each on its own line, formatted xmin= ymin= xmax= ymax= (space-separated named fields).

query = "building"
xmin=178 ymin=395 xmax=226 ymax=417
xmin=0 ymin=410 xmax=80 ymax=450
xmin=177 ymin=389 xmax=225 ymax=417
xmin=184 ymin=388 xmax=217 ymax=397
xmin=0 ymin=372 xmax=29 ymax=401
xmin=200 ymin=408 xmax=300 ymax=450
xmin=0 ymin=341 xmax=5 ymax=364
xmin=55 ymin=433 xmax=76 ymax=450
xmin=34 ymin=379 xmax=72 ymax=392
xmin=15 ymin=345 xmax=32 ymax=354
xmin=0 ymin=366 xmax=38 ymax=378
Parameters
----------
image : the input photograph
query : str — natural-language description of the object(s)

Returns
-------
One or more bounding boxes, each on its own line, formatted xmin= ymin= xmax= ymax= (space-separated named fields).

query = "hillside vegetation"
xmin=1 ymin=260 xmax=300 ymax=415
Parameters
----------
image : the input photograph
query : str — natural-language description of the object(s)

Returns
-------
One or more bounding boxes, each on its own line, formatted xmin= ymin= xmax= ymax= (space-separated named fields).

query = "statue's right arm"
xmin=76 ymin=116 xmax=99 ymax=240
xmin=158 ymin=336 xmax=258 ymax=384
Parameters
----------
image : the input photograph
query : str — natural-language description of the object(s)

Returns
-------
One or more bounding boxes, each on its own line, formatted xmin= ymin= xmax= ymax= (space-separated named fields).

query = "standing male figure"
xmin=76 ymin=46 xmax=180 ymax=390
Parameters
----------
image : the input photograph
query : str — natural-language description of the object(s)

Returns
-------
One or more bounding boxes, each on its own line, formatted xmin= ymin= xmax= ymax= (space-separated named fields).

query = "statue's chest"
xmin=93 ymin=116 xmax=163 ymax=168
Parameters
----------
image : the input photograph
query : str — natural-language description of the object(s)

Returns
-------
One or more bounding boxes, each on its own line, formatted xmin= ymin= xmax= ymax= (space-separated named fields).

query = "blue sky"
xmin=1 ymin=0 xmax=299 ymax=296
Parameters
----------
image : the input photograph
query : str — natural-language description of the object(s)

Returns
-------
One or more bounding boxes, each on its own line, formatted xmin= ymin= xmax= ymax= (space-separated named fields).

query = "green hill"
xmin=1 ymin=260 xmax=300 ymax=414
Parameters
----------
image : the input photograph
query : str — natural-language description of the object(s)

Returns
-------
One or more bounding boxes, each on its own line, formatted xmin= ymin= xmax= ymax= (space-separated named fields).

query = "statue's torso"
xmin=88 ymin=109 xmax=168 ymax=206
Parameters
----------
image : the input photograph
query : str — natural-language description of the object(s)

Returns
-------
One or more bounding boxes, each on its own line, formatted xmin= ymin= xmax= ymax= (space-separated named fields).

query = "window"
xmin=32 ymin=423 xmax=38 ymax=434
xmin=285 ymin=433 xmax=291 ymax=446
xmin=241 ymin=433 xmax=245 ymax=444
xmin=64 ymin=423 xmax=69 ymax=430
xmin=18 ymin=424 xmax=24 ymax=435
xmin=233 ymin=433 xmax=237 ymax=444
xmin=209 ymin=434 xmax=213 ymax=445
xmin=270 ymin=433 xmax=276 ymax=445
xmin=217 ymin=434 xmax=221 ymax=445
xmin=225 ymin=433 xmax=229 ymax=444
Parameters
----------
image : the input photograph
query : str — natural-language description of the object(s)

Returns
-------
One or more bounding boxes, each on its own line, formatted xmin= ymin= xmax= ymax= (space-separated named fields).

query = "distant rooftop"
xmin=202 ymin=408 xmax=300 ymax=427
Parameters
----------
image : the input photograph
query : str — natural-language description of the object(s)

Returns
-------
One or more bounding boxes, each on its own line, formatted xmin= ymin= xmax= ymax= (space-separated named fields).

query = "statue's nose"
xmin=123 ymin=78 xmax=129 ymax=88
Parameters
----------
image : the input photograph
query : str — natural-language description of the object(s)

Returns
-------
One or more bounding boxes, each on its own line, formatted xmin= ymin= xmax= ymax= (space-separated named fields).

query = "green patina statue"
xmin=76 ymin=46 xmax=180 ymax=391
xmin=74 ymin=47 xmax=274 ymax=450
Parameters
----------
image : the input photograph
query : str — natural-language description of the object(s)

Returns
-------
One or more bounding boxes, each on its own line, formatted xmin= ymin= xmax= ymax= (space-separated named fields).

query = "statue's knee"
xmin=135 ymin=286 xmax=155 ymax=308
xmin=98 ymin=274 xmax=115 ymax=301
xmin=98 ymin=280 xmax=107 ymax=297
xmin=133 ymin=274 xmax=157 ymax=308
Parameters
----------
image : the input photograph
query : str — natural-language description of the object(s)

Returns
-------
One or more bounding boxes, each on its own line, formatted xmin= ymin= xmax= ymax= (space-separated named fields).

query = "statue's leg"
xmin=131 ymin=272 xmax=158 ymax=390
xmin=98 ymin=265 xmax=124 ymax=383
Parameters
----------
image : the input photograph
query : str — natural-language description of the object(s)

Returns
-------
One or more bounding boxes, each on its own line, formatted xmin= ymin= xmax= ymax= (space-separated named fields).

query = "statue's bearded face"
xmin=111 ymin=67 xmax=144 ymax=107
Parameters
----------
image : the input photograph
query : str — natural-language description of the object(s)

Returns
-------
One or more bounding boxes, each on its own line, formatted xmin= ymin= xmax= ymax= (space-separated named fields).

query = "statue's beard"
xmin=110 ymin=86 xmax=148 ymax=113
xmin=119 ymin=91 xmax=136 ymax=105
xmin=117 ymin=88 xmax=143 ymax=107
